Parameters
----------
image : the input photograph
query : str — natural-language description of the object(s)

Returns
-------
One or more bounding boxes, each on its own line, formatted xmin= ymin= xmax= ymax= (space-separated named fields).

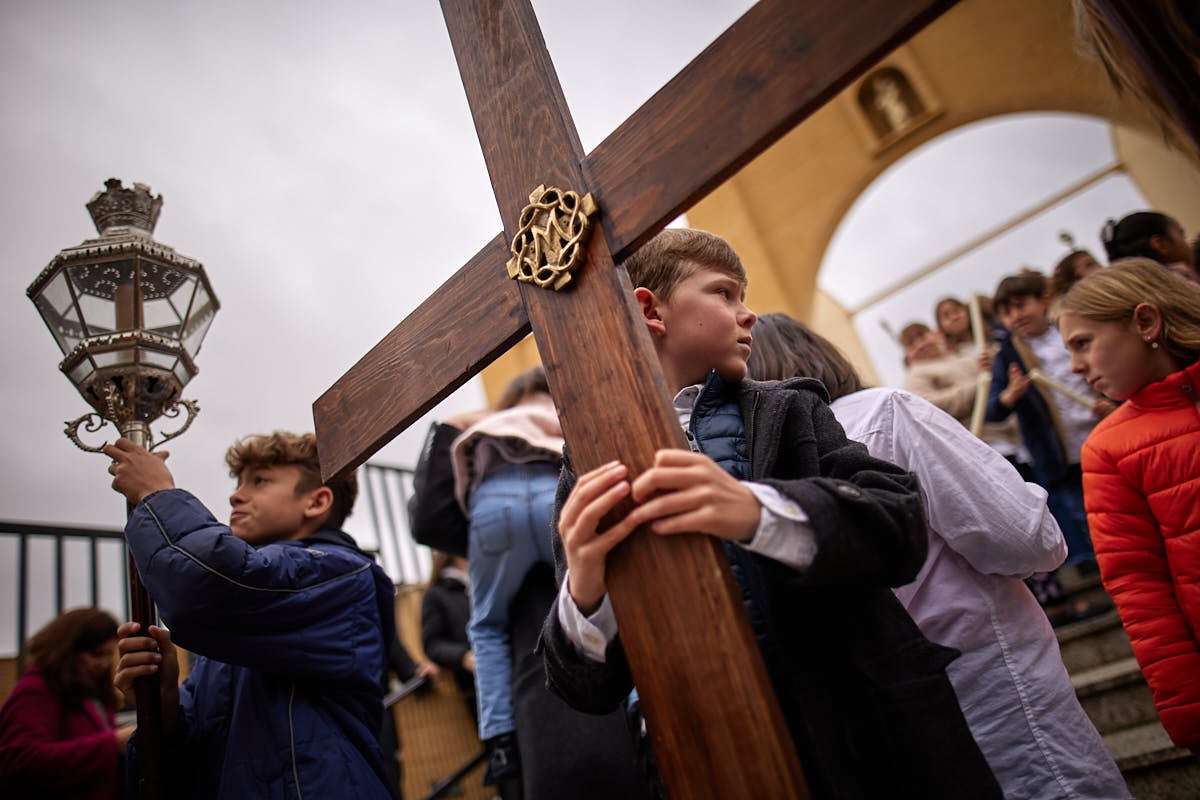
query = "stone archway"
xmin=815 ymin=112 xmax=1161 ymax=385
xmin=481 ymin=0 xmax=1200 ymax=399
xmin=683 ymin=0 xmax=1200 ymax=384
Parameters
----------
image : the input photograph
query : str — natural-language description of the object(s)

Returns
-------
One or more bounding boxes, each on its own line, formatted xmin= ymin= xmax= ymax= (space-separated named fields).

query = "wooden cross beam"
xmin=315 ymin=1 xmax=1200 ymax=795
xmin=314 ymin=1 xmax=958 ymax=796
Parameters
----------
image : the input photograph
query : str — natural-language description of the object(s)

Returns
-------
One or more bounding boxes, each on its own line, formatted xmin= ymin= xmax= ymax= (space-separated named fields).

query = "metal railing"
xmin=358 ymin=462 xmax=429 ymax=586
xmin=0 ymin=520 xmax=129 ymax=667
xmin=1 ymin=462 xmax=427 ymax=667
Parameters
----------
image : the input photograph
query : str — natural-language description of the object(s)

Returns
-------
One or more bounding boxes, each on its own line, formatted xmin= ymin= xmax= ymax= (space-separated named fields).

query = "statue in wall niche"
xmin=858 ymin=66 xmax=926 ymax=140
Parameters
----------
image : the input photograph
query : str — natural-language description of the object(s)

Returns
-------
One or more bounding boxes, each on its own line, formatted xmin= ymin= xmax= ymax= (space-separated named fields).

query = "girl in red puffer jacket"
xmin=1059 ymin=257 xmax=1200 ymax=755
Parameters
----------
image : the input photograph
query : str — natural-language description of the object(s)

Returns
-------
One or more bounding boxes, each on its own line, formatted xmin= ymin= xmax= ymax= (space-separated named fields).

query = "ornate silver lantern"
xmin=27 ymin=178 xmax=219 ymax=450
xmin=26 ymin=179 xmax=219 ymax=799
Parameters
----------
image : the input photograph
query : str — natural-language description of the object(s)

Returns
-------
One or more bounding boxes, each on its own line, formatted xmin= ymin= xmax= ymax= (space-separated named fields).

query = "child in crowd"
xmin=104 ymin=432 xmax=399 ymax=799
xmin=749 ymin=312 xmax=1130 ymax=800
xmin=986 ymin=271 xmax=1115 ymax=571
xmin=920 ymin=301 xmax=1069 ymax=615
xmin=900 ymin=321 xmax=982 ymax=424
xmin=541 ymin=228 xmax=1002 ymax=799
xmin=420 ymin=551 xmax=475 ymax=717
xmin=455 ymin=367 xmax=557 ymax=799
xmin=412 ymin=369 xmax=647 ymax=800
xmin=934 ymin=295 xmax=976 ymax=352
xmin=900 ymin=321 xmax=977 ymax=413
xmin=0 ymin=608 xmax=133 ymax=800
xmin=1101 ymin=210 xmax=1196 ymax=282
xmin=902 ymin=318 xmax=1029 ymax=474
xmin=1050 ymin=249 xmax=1104 ymax=300
xmin=1059 ymin=258 xmax=1200 ymax=755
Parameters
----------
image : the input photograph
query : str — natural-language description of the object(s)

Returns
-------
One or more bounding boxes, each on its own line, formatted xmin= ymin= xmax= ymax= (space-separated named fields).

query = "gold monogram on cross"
xmin=506 ymin=184 xmax=598 ymax=290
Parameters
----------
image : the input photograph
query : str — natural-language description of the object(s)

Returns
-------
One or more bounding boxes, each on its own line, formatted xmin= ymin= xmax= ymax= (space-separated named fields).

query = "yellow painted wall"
xmin=480 ymin=0 xmax=1200 ymax=400
xmin=1115 ymin=125 xmax=1200 ymax=237
xmin=686 ymin=0 xmax=1198 ymax=376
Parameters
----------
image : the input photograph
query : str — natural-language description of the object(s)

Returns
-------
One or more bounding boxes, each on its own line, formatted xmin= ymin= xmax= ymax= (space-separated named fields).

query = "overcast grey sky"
xmin=821 ymin=112 xmax=1149 ymax=388
xmin=0 ymin=0 xmax=753 ymax=536
xmin=0 ymin=1 xmax=758 ymax=647
xmin=2 ymin=2 xmax=1166 ymax=649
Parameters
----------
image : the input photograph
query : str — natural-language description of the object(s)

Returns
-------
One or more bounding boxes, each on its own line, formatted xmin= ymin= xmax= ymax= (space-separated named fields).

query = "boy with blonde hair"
xmin=540 ymin=228 xmax=1001 ymax=798
xmin=105 ymin=431 xmax=398 ymax=799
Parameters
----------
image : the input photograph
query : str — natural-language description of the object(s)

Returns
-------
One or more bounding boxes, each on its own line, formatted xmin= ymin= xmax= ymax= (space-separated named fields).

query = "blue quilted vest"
xmin=688 ymin=372 xmax=778 ymax=660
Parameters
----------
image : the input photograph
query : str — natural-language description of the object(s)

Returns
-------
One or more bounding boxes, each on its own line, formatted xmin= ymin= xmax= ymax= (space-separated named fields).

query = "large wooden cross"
xmin=313 ymin=1 xmax=953 ymax=795
xmin=313 ymin=1 xmax=1197 ymax=795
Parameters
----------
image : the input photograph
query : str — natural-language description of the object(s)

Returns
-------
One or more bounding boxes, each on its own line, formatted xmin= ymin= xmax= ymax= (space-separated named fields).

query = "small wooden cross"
xmin=314 ymin=1 xmax=956 ymax=795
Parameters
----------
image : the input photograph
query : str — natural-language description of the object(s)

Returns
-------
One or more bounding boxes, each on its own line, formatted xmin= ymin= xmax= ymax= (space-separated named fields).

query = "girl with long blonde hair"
xmin=1059 ymin=258 xmax=1200 ymax=755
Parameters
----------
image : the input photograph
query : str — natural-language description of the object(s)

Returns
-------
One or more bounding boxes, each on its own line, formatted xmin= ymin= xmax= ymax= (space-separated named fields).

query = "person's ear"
xmin=1132 ymin=302 xmax=1164 ymax=342
xmin=302 ymin=486 xmax=334 ymax=521
xmin=635 ymin=287 xmax=666 ymax=336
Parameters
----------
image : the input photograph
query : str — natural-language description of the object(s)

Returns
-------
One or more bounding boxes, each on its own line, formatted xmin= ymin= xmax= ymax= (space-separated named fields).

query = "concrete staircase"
xmin=1056 ymin=571 xmax=1200 ymax=798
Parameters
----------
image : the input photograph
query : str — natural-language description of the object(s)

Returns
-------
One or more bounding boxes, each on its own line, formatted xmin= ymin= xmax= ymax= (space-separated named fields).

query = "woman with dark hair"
xmin=1101 ymin=211 xmax=1195 ymax=280
xmin=747 ymin=313 xmax=1130 ymax=800
xmin=0 ymin=607 xmax=133 ymax=800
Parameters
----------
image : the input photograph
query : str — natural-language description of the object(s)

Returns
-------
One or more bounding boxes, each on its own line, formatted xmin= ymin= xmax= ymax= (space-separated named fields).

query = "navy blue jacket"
xmin=124 ymin=489 xmax=397 ymax=799
xmin=985 ymin=328 xmax=1070 ymax=486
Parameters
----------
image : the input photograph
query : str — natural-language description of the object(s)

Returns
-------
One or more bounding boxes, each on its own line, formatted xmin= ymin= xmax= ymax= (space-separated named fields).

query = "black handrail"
xmin=3 ymin=462 xmax=424 ymax=671
xmin=360 ymin=462 xmax=428 ymax=586
xmin=0 ymin=520 xmax=126 ymax=672
xmin=424 ymin=750 xmax=488 ymax=800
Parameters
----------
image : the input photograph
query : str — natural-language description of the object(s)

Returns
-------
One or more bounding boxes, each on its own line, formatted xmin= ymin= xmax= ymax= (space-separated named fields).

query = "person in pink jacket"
xmin=0 ymin=608 xmax=133 ymax=800
xmin=1059 ymin=258 xmax=1200 ymax=755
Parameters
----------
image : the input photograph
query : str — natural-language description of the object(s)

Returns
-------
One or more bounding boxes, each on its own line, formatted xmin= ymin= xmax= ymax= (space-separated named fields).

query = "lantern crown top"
xmin=86 ymin=178 xmax=162 ymax=235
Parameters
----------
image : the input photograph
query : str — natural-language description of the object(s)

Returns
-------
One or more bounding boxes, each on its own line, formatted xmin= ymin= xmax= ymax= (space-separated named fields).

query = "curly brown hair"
xmin=25 ymin=608 xmax=120 ymax=709
xmin=225 ymin=431 xmax=357 ymax=529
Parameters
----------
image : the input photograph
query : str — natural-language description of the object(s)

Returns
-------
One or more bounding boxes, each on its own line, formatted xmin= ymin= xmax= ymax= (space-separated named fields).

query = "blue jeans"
xmin=466 ymin=462 xmax=559 ymax=741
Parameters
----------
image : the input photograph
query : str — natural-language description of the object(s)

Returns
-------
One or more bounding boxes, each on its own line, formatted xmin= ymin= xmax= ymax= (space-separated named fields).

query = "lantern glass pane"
xmin=182 ymin=281 xmax=217 ymax=358
xmin=140 ymin=262 xmax=190 ymax=301
xmin=93 ymin=351 xmax=132 ymax=369
xmin=31 ymin=270 xmax=85 ymax=355
xmin=68 ymin=358 xmax=94 ymax=385
xmin=138 ymin=348 xmax=178 ymax=371
xmin=172 ymin=361 xmax=191 ymax=386
xmin=67 ymin=260 xmax=137 ymax=335
xmin=143 ymin=269 xmax=198 ymax=340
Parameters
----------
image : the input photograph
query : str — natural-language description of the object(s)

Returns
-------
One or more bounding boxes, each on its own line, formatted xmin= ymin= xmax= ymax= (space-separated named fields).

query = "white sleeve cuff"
xmin=741 ymin=482 xmax=818 ymax=571
xmin=555 ymin=574 xmax=617 ymax=663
